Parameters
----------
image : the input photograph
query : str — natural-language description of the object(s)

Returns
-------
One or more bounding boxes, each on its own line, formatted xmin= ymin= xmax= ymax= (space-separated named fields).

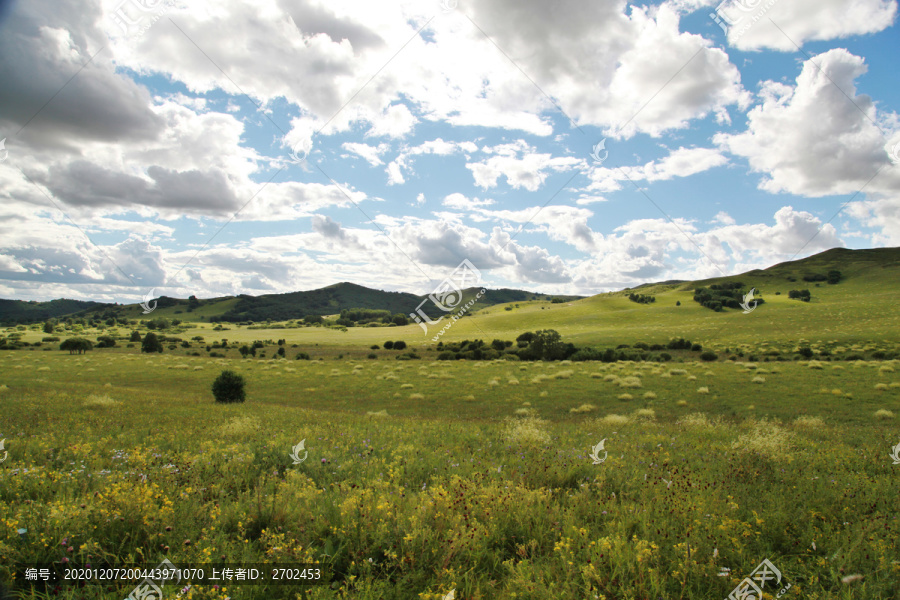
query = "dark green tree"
xmin=212 ymin=370 xmax=246 ymax=403
xmin=96 ymin=335 xmax=117 ymax=348
xmin=60 ymin=338 xmax=93 ymax=354
xmin=141 ymin=332 xmax=164 ymax=353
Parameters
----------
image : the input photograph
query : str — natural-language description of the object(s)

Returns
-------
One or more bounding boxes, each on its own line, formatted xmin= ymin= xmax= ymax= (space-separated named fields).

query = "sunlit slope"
xmin=457 ymin=247 xmax=900 ymax=347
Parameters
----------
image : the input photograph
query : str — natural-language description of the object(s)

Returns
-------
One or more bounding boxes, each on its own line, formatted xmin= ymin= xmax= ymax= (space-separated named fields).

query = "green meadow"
xmin=1 ymin=248 xmax=900 ymax=599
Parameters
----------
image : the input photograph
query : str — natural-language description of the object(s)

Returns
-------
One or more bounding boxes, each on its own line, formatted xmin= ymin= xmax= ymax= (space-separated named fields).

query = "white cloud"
xmin=714 ymin=49 xmax=900 ymax=198
xmin=466 ymin=140 xmax=583 ymax=191
xmin=342 ymin=142 xmax=389 ymax=165
xmin=442 ymin=193 xmax=495 ymax=209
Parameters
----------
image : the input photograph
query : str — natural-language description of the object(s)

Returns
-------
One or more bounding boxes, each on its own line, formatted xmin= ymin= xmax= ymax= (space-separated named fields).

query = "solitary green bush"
xmin=700 ymin=351 xmax=718 ymax=362
xmin=295 ymin=352 xmax=310 ymax=360
xmin=212 ymin=370 xmax=246 ymax=404
xmin=141 ymin=332 xmax=164 ymax=353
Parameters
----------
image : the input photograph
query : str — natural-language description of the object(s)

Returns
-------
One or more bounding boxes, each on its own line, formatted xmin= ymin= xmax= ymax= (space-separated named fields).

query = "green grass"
xmin=1 ymin=350 xmax=899 ymax=599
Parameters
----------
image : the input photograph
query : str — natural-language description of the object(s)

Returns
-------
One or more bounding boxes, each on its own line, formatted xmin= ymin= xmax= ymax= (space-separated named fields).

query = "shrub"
xmin=383 ymin=341 xmax=394 ymax=350
xmin=732 ymin=418 xmax=795 ymax=461
xmin=798 ymin=346 xmax=813 ymax=358
xmin=503 ymin=416 xmax=551 ymax=445
xmin=793 ymin=416 xmax=825 ymax=428
xmin=295 ymin=352 xmax=310 ymax=360
xmin=691 ymin=343 xmax=702 ymax=352
xmin=370 ymin=344 xmax=380 ymax=350
xmin=42 ymin=336 xmax=60 ymax=342
xmin=700 ymin=351 xmax=717 ymax=362
xmin=96 ymin=335 xmax=117 ymax=348
xmin=212 ymin=370 xmax=246 ymax=403
xmin=141 ymin=332 xmax=164 ymax=353
xmin=367 ymin=353 xmax=377 ymax=359
xmin=393 ymin=341 xmax=407 ymax=350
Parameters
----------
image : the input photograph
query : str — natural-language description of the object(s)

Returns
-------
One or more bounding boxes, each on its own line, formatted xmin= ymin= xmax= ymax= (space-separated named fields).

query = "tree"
xmin=188 ymin=295 xmax=200 ymax=309
xmin=826 ymin=270 xmax=842 ymax=284
xmin=516 ymin=332 xmax=536 ymax=348
xmin=60 ymin=338 xmax=93 ymax=354
xmin=239 ymin=345 xmax=250 ymax=357
xmin=130 ymin=331 xmax=142 ymax=342
xmin=96 ymin=335 xmax=117 ymax=348
xmin=141 ymin=332 xmax=164 ymax=353
xmin=522 ymin=329 xmax=566 ymax=361
xmin=212 ymin=370 xmax=246 ymax=403
xmin=43 ymin=321 xmax=55 ymax=334
xmin=392 ymin=314 xmax=409 ymax=326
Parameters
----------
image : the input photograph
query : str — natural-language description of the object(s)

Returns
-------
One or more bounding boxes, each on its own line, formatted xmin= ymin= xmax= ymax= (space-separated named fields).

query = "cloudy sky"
xmin=0 ymin=0 xmax=898 ymax=304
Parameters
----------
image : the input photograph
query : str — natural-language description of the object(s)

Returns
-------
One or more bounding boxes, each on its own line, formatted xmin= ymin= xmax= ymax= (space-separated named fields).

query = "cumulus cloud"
xmin=466 ymin=140 xmax=583 ymax=191
xmin=714 ymin=49 xmax=900 ymax=197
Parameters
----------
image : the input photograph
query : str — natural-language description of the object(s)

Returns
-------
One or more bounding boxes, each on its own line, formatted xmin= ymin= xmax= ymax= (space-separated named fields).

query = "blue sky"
xmin=0 ymin=0 xmax=898 ymax=305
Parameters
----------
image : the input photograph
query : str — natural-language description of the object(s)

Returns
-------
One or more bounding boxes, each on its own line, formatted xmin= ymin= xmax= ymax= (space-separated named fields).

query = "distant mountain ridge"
xmin=1 ymin=246 xmax=897 ymax=324
xmin=0 ymin=282 xmax=583 ymax=324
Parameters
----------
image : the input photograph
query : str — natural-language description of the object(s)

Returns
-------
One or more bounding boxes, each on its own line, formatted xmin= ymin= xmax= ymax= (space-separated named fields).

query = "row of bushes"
xmin=693 ymin=282 xmax=765 ymax=312
xmin=627 ymin=293 xmax=655 ymax=304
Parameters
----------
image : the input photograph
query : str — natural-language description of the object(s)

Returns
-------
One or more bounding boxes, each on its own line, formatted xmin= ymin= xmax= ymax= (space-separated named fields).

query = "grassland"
xmin=2 ymin=248 xmax=900 ymax=599
xmin=1 ymin=348 xmax=899 ymax=599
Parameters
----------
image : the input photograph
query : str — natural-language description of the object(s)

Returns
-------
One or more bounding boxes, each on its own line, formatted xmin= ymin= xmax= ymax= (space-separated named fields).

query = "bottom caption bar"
xmin=10 ymin=559 xmax=329 ymax=592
